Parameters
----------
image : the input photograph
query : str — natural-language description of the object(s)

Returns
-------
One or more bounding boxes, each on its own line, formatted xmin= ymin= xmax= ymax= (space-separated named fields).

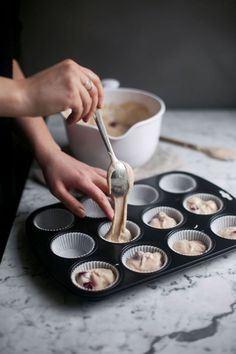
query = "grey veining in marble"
xmin=0 ymin=110 xmax=236 ymax=354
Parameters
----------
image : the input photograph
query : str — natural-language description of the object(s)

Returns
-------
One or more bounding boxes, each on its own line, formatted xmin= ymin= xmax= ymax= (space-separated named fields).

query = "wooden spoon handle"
xmin=160 ymin=135 xmax=200 ymax=151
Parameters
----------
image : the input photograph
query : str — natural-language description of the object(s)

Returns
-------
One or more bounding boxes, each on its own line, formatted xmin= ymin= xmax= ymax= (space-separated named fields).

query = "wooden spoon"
xmin=160 ymin=135 xmax=236 ymax=161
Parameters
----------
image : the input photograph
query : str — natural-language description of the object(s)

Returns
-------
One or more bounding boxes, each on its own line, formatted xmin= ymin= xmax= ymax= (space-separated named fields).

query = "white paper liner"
xmin=71 ymin=261 xmax=119 ymax=292
xmin=33 ymin=208 xmax=74 ymax=231
xmin=159 ymin=173 xmax=197 ymax=194
xmin=50 ymin=232 xmax=95 ymax=259
xmin=183 ymin=193 xmax=223 ymax=215
xmin=142 ymin=206 xmax=184 ymax=229
xmin=167 ymin=229 xmax=212 ymax=256
xmin=210 ymin=215 xmax=236 ymax=240
xmin=122 ymin=245 xmax=168 ymax=273
xmin=128 ymin=184 xmax=159 ymax=206
xmin=98 ymin=220 xmax=141 ymax=244
xmin=82 ymin=197 xmax=112 ymax=218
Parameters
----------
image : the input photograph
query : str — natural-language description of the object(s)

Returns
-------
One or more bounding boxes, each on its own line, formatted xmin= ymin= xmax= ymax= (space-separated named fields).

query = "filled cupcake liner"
xmin=122 ymin=245 xmax=168 ymax=273
xmin=71 ymin=261 xmax=119 ymax=292
xmin=50 ymin=232 xmax=95 ymax=259
xmin=33 ymin=208 xmax=74 ymax=231
xmin=183 ymin=193 xmax=223 ymax=215
xmin=159 ymin=173 xmax=197 ymax=194
xmin=210 ymin=215 xmax=236 ymax=240
xmin=98 ymin=220 xmax=141 ymax=244
xmin=167 ymin=229 xmax=212 ymax=256
xmin=128 ymin=184 xmax=159 ymax=206
xmin=82 ymin=197 xmax=113 ymax=218
xmin=142 ymin=206 xmax=184 ymax=229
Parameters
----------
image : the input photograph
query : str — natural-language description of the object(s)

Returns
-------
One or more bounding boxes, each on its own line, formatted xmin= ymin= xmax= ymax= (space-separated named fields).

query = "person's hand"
xmin=38 ymin=148 xmax=114 ymax=220
xmin=19 ymin=59 xmax=104 ymax=124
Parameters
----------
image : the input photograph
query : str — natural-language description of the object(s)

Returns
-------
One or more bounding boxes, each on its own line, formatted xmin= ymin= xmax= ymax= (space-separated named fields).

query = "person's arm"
xmin=12 ymin=60 xmax=113 ymax=220
xmin=0 ymin=59 xmax=104 ymax=123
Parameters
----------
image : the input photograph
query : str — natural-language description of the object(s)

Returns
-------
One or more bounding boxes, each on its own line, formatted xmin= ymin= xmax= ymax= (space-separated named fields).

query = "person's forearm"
xmin=12 ymin=59 xmax=61 ymax=166
xmin=0 ymin=76 xmax=26 ymax=117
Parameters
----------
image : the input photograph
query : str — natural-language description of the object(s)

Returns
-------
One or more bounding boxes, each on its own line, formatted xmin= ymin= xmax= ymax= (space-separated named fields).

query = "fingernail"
xmin=79 ymin=209 xmax=86 ymax=218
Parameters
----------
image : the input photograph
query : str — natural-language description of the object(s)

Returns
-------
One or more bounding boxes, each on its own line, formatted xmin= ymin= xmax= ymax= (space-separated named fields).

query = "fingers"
xmin=80 ymin=66 xmax=104 ymax=108
xmin=54 ymin=184 xmax=86 ymax=218
xmin=80 ymin=182 xmax=114 ymax=220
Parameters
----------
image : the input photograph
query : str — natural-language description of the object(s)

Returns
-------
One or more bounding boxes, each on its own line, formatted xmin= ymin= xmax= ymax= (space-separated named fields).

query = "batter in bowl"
xmin=105 ymin=162 xmax=134 ymax=243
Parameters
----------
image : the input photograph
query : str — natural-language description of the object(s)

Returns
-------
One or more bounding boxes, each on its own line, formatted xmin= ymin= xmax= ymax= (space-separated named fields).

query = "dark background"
xmin=20 ymin=0 xmax=236 ymax=108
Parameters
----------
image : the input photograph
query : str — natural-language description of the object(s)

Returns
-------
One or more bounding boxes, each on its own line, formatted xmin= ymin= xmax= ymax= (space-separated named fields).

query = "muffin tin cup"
xmin=50 ymin=232 xmax=95 ymax=259
xmin=33 ymin=208 xmax=75 ymax=231
xmin=159 ymin=173 xmax=197 ymax=194
xmin=183 ymin=193 xmax=223 ymax=215
xmin=71 ymin=261 xmax=119 ymax=292
xmin=210 ymin=215 xmax=236 ymax=240
xmin=82 ymin=197 xmax=113 ymax=218
xmin=122 ymin=245 xmax=168 ymax=273
xmin=128 ymin=184 xmax=159 ymax=206
xmin=168 ymin=229 xmax=213 ymax=256
xmin=142 ymin=206 xmax=184 ymax=229
xmin=98 ymin=220 xmax=141 ymax=244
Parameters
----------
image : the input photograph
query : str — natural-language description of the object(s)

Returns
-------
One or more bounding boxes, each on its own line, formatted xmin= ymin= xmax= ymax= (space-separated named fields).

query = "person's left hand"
xmin=38 ymin=149 xmax=114 ymax=220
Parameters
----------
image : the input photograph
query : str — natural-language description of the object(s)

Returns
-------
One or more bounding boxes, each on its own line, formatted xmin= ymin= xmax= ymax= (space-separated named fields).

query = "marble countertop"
xmin=0 ymin=110 xmax=236 ymax=354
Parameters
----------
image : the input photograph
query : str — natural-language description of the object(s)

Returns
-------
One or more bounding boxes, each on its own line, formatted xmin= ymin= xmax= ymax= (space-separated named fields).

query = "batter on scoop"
xmin=106 ymin=162 xmax=134 ymax=243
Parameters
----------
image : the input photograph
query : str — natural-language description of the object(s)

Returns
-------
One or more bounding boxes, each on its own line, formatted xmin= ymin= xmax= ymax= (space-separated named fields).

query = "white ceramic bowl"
xmin=63 ymin=82 xmax=165 ymax=169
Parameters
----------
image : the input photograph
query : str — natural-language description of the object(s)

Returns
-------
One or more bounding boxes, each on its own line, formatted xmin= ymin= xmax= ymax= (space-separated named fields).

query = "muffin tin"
xmin=26 ymin=171 xmax=236 ymax=299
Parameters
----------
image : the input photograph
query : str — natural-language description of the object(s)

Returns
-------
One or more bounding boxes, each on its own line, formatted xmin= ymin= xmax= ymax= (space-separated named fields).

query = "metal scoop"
xmin=93 ymin=109 xmax=129 ymax=197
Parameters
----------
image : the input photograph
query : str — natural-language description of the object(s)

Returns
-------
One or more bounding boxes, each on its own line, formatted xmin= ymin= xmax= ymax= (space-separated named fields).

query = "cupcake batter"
xmin=219 ymin=226 xmax=236 ymax=239
xmin=186 ymin=196 xmax=218 ymax=214
xmin=126 ymin=251 xmax=164 ymax=272
xmin=86 ymin=101 xmax=151 ymax=137
xmin=106 ymin=162 xmax=134 ymax=243
xmin=172 ymin=239 xmax=207 ymax=256
xmin=149 ymin=211 xmax=177 ymax=228
xmin=76 ymin=268 xmax=115 ymax=290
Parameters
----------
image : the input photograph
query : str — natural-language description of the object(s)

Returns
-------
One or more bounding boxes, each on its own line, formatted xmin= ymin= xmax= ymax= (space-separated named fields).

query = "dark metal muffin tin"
xmin=26 ymin=171 xmax=236 ymax=300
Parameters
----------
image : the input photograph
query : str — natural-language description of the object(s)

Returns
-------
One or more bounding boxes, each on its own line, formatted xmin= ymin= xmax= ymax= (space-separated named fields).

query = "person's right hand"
xmin=19 ymin=59 xmax=104 ymax=124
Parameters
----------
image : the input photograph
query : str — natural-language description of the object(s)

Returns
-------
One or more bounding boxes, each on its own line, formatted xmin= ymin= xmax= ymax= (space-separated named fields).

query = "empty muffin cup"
xmin=142 ymin=206 xmax=184 ymax=229
xmin=82 ymin=197 xmax=112 ymax=218
xmin=98 ymin=220 xmax=141 ymax=244
xmin=159 ymin=173 xmax=197 ymax=194
xmin=210 ymin=215 xmax=236 ymax=240
xmin=71 ymin=261 xmax=119 ymax=292
xmin=128 ymin=184 xmax=159 ymax=206
xmin=183 ymin=193 xmax=223 ymax=215
xmin=50 ymin=232 xmax=95 ymax=259
xmin=33 ymin=208 xmax=74 ymax=231
xmin=168 ymin=229 xmax=212 ymax=256
xmin=122 ymin=245 xmax=168 ymax=273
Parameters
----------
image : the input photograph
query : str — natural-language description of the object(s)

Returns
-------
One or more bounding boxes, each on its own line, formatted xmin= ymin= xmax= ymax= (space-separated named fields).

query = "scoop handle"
xmin=94 ymin=109 xmax=118 ymax=164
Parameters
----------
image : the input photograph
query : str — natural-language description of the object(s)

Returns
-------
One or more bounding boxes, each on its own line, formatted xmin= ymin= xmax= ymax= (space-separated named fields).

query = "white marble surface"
xmin=0 ymin=110 xmax=236 ymax=354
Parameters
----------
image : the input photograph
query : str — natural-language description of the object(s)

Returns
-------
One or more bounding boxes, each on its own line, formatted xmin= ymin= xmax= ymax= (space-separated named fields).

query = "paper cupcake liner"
xmin=210 ymin=215 xmax=236 ymax=240
xmin=159 ymin=173 xmax=197 ymax=194
xmin=128 ymin=184 xmax=159 ymax=206
xmin=142 ymin=206 xmax=184 ymax=229
xmin=122 ymin=245 xmax=168 ymax=273
xmin=98 ymin=220 xmax=141 ymax=244
xmin=167 ymin=229 xmax=212 ymax=256
xmin=183 ymin=193 xmax=223 ymax=215
xmin=50 ymin=232 xmax=95 ymax=259
xmin=33 ymin=208 xmax=74 ymax=231
xmin=82 ymin=197 xmax=112 ymax=218
xmin=71 ymin=261 xmax=119 ymax=292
